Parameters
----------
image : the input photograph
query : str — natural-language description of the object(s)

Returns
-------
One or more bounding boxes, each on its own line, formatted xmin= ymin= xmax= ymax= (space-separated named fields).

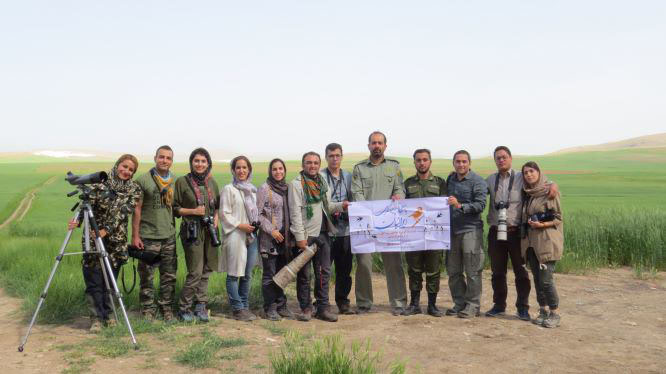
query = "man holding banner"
xmin=351 ymin=131 xmax=409 ymax=316
xmin=403 ymin=149 xmax=448 ymax=317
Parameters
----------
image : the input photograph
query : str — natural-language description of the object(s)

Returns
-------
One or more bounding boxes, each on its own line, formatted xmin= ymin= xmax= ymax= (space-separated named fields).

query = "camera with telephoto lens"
xmin=495 ymin=201 xmax=509 ymax=241
xmin=127 ymin=245 xmax=162 ymax=265
xmin=201 ymin=215 xmax=221 ymax=247
xmin=529 ymin=210 xmax=556 ymax=223
xmin=185 ymin=220 xmax=199 ymax=244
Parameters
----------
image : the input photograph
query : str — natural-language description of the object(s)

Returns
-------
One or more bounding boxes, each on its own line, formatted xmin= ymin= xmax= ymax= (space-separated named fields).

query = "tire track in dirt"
xmin=0 ymin=176 xmax=57 ymax=230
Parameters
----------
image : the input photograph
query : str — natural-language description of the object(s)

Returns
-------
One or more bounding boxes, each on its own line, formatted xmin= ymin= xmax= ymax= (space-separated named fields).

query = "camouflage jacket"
xmin=81 ymin=180 xmax=141 ymax=268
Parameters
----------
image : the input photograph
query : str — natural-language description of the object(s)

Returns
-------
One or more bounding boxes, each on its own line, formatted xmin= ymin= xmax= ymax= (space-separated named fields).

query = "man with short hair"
xmin=132 ymin=145 xmax=178 ymax=321
xmin=485 ymin=146 xmax=558 ymax=321
xmin=289 ymin=151 xmax=349 ymax=322
xmin=321 ymin=143 xmax=355 ymax=315
xmin=446 ymin=150 xmax=487 ymax=318
xmin=403 ymin=149 xmax=448 ymax=317
xmin=351 ymin=131 xmax=409 ymax=316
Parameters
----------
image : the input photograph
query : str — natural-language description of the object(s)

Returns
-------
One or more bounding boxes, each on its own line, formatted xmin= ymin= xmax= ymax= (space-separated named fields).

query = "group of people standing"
xmin=68 ymin=130 xmax=564 ymax=333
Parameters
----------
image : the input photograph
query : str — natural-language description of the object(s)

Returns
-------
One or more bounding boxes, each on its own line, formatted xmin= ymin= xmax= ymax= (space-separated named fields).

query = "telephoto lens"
xmin=496 ymin=201 xmax=508 ymax=241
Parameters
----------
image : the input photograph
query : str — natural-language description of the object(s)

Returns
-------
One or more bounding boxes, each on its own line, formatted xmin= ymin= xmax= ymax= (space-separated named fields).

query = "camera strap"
xmin=494 ymin=170 xmax=515 ymax=204
xmin=120 ymin=260 xmax=137 ymax=294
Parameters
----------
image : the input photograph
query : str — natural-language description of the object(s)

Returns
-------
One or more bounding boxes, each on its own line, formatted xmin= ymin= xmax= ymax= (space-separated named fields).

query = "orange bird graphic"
xmin=410 ymin=207 xmax=424 ymax=226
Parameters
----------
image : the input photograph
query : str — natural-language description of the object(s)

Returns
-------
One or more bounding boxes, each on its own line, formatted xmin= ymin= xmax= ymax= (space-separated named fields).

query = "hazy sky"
xmin=1 ymin=1 xmax=664 ymax=159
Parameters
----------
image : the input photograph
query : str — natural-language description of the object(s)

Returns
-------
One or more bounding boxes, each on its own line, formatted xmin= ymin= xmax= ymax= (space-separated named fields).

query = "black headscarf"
xmin=189 ymin=147 xmax=212 ymax=185
xmin=266 ymin=158 xmax=291 ymax=252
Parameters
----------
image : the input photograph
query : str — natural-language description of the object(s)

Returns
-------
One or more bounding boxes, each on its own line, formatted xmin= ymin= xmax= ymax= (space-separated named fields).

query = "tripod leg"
xmin=98 ymin=254 xmax=120 ymax=322
xmin=100 ymin=253 xmax=138 ymax=347
xmin=18 ymin=210 xmax=79 ymax=352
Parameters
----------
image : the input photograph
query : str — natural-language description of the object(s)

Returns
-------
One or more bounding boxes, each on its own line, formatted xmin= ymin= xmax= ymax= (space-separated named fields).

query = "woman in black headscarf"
xmin=256 ymin=158 xmax=294 ymax=320
xmin=172 ymin=148 xmax=220 ymax=322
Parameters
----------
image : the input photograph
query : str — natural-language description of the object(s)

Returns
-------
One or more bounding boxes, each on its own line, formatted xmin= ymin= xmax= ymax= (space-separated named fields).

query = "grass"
xmin=262 ymin=321 xmax=289 ymax=336
xmin=270 ymin=332 xmax=406 ymax=374
xmin=175 ymin=329 xmax=248 ymax=368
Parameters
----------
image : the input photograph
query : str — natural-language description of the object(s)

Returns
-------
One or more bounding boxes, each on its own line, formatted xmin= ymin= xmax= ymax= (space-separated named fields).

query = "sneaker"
xmin=194 ymin=303 xmax=209 ymax=323
xmin=532 ymin=308 xmax=548 ymax=326
xmin=543 ymin=311 xmax=561 ymax=328
xmin=445 ymin=305 xmax=464 ymax=316
xmin=356 ymin=306 xmax=372 ymax=314
xmin=337 ymin=303 xmax=356 ymax=315
xmin=296 ymin=307 xmax=312 ymax=322
xmin=315 ymin=307 xmax=338 ymax=322
xmin=233 ymin=309 xmax=255 ymax=322
xmin=277 ymin=306 xmax=295 ymax=320
xmin=484 ymin=305 xmax=506 ymax=317
xmin=516 ymin=309 xmax=531 ymax=321
xmin=404 ymin=304 xmax=422 ymax=316
xmin=391 ymin=307 xmax=408 ymax=316
xmin=89 ymin=318 xmax=103 ymax=334
xmin=457 ymin=305 xmax=480 ymax=319
xmin=179 ymin=311 xmax=195 ymax=322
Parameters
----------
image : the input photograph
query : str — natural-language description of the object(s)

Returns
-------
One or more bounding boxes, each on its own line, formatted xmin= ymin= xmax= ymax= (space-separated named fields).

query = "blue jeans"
xmin=226 ymin=240 xmax=259 ymax=311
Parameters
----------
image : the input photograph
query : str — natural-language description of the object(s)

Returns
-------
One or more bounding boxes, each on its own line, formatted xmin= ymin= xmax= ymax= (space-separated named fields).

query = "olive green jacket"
xmin=521 ymin=193 xmax=564 ymax=263
xmin=351 ymin=158 xmax=405 ymax=201
xmin=404 ymin=172 xmax=448 ymax=198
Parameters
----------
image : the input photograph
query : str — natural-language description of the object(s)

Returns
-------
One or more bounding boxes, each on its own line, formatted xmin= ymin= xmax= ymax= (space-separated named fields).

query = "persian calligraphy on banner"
xmin=348 ymin=197 xmax=450 ymax=254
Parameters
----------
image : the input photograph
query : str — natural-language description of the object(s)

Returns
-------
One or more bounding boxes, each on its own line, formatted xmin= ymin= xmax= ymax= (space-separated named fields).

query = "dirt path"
xmin=0 ymin=176 xmax=57 ymax=230
xmin=2 ymin=268 xmax=665 ymax=373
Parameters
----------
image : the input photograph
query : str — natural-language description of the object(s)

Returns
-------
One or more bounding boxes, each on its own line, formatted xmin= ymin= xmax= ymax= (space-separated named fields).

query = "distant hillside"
xmin=553 ymin=133 xmax=666 ymax=154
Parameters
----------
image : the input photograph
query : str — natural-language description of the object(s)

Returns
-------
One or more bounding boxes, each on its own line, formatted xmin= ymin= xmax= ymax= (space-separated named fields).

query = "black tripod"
xmin=18 ymin=185 xmax=138 ymax=352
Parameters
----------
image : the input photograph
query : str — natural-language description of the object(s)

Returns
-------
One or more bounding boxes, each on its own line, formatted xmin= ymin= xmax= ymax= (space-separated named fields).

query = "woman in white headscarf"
xmin=220 ymin=155 xmax=260 ymax=321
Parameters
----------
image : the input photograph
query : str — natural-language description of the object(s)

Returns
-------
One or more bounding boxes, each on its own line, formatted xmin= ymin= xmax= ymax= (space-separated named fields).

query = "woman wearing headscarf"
xmin=219 ymin=155 xmax=260 ymax=321
xmin=173 ymin=148 xmax=220 ymax=322
xmin=520 ymin=161 xmax=564 ymax=328
xmin=256 ymin=158 xmax=294 ymax=321
xmin=67 ymin=154 xmax=141 ymax=332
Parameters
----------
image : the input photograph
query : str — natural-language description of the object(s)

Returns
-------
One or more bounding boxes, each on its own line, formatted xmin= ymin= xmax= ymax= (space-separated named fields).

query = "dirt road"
xmin=2 ymin=268 xmax=665 ymax=373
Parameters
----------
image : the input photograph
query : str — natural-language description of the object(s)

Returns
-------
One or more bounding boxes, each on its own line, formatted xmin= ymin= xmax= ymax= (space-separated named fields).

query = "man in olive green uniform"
xmin=403 ymin=149 xmax=447 ymax=317
xmin=132 ymin=145 xmax=178 ymax=321
xmin=351 ymin=131 xmax=408 ymax=316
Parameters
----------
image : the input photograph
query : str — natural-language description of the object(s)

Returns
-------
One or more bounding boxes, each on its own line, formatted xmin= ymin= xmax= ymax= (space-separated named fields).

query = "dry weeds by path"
xmin=0 ymin=176 xmax=56 ymax=230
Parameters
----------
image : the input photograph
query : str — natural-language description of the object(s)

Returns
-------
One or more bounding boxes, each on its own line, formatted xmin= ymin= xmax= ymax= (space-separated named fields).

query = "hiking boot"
xmin=141 ymin=309 xmax=156 ymax=322
xmin=277 ymin=305 xmax=295 ymax=320
xmin=194 ymin=303 xmax=209 ymax=323
xmin=105 ymin=318 xmax=118 ymax=328
xmin=457 ymin=304 xmax=480 ymax=319
xmin=162 ymin=309 xmax=175 ymax=323
xmin=427 ymin=293 xmax=443 ymax=317
xmin=337 ymin=303 xmax=355 ymax=315
xmin=179 ymin=311 xmax=195 ymax=322
xmin=543 ymin=311 xmax=561 ymax=328
xmin=405 ymin=291 xmax=422 ymax=316
xmin=265 ymin=306 xmax=281 ymax=321
xmin=89 ymin=318 xmax=103 ymax=334
xmin=532 ymin=308 xmax=548 ymax=326
xmin=296 ymin=307 xmax=312 ymax=322
xmin=391 ymin=307 xmax=408 ymax=316
xmin=516 ymin=309 xmax=531 ymax=321
xmin=233 ymin=309 xmax=255 ymax=322
xmin=484 ymin=305 xmax=506 ymax=317
xmin=315 ymin=307 xmax=338 ymax=322
xmin=356 ymin=306 xmax=372 ymax=314
xmin=445 ymin=305 xmax=464 ymax=316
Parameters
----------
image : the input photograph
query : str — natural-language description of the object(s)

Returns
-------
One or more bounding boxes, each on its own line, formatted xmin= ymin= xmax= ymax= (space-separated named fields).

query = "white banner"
xmin=348 ymin=197 xmax=450 ymax=254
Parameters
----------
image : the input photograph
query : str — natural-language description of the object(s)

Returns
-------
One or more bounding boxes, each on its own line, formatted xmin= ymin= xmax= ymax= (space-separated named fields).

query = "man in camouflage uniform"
xmin=131 ymin=145 xmax=178 ymax=321
xmin=403 ymin=149 xmax=447 ymax=317
xmin=72 ymin=154 xmax=141 ymax=332
xmin=351 ymin=131 xmax=409 ymax=316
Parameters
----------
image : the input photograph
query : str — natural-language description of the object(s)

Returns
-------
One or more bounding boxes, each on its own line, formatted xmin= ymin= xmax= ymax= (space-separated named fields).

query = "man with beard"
xmin=403 ymin=149 xmax=448 ymax=317
xmin=289 ymin=152 xmax=349 ymax=322
xmin=132 ymin=145 xmax=178 ymax=322
xmin=351 ymin=131 xmax=408 ymax=316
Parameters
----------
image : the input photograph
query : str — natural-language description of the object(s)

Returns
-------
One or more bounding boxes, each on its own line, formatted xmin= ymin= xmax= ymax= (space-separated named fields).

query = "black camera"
xmin=495 ymin=201 xmax=508 ymax=210
xmin=65 ymin=171 xmax=108 ymax=185
xmin=185 ymin=220 xmax=199 ymax=244
xmin=331 ymin=211 xmax=349 ymax=225
xmin=529 ymin=210 xmax=555 ymax=223
xmin=127 ymin=245 xmax=162 ymax=265
xmin=201 ymin=215 xmax=221 ymax=247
